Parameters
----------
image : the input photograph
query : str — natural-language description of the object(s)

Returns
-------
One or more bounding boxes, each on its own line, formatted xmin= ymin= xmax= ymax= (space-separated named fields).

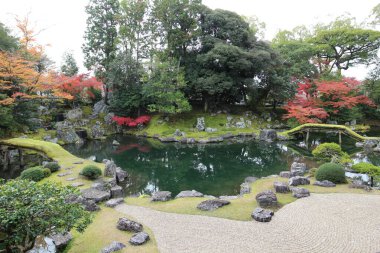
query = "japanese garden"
xmin=1 ymin=0 xmax=380 ymax=252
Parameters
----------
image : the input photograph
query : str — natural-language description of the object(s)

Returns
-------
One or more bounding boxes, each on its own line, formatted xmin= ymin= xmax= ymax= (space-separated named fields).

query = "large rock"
xmin=92 ymin=178 xmax=117 ymax=191
xmin=196 ymin=117 xmax=205 ymax=131
xmin=65 ymin=194 xmax=100 ymax=212
xmin=101 ymin=241 xmax=126 ymax=253
xmin=240 ymin=182 xmax=251 ymax=195
xmin=255 ymin=190 xmax=278 ymax=207
xmin=104 ymin=113 xmax=115 ymax=125
xmin=116 ymin=167 xmax=128 ymax=182
xmin=176 ymin=190 xmax=204 ymax=198
xmin=197 ymin=199 xmax=230 ymax=211
xmin=27 ymin=236 xmax=56 ymax=253
xmin=50 ymin=232 xmax=72 ymax=250
xmin=273 ymin=182 xmax=290 ymax=193
xmin=117 ymin=218 xmax=143 ymax=232
xmin=151 ymin=191 xmax=172 ymax=202
xmin=259 ymin=129 xmax=277 ymax=142
xmin=313 ymin=180 xmax=336 ymax=187
xmin=105 ymin=198 xmax=125 ymax=208
xmin=291 ymin=187 xmax=310 ymax=198
xmin=90 ymin=121 xmax=105 ymax=139
xmin=290 ymin=162 xmax=307 ymax=176
xmin=56 ymin=127 xmax=82 ymax=144
xmin=129 ymin=232 xmax=150 ymax=246
xmin=92 ymin=100 xmax=108 ymax=117
xmin=66 ymin=108 xmax=83 ymax=121
xmin=279 ymin=171 xmax=291 ymax=178
xmin=289 ymin=176 xmax=310 ymax=186
xmin=111 ymin=185 xmax=123 ymax=198
xmin=81 ymin=188 xmax=111 ymax=203
xmin=251 ymin=207 xmax=274 ymax=222
xmin=104 ymin=159 xmax=117 ymax=178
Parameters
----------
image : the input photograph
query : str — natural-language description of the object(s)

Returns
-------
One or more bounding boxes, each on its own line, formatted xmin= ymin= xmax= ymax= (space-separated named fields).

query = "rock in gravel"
xmin=273 ymin=182 xmax=290 ymax=193
xmin=117 ymin=218 xmax=143 ymax=232
xmin=244 ymin=176 xmax=258 ymax=183
xmin=279 ymin=171 xmax=291 ymax=178
xmin=255 ymin=190 xmax=278 ymax=208
xmin=313 ymin=180 xmax=336 ymax=187
xmin=81 ymin=188 xmax=111 ymax=203
xmin=240 ymin=182 xmax=251 ymax=195
xmin=151 ymin=191 xmax=172 ymax=202
xmin=105 ymin=198 xmax=124 ymax=208
xmin=101 ymin=241 xmax=126 ymax=253
xmin=176 ymin=190 xmax=204 ymax=198
xmin=289 ymin=176 xmax=310 ymax=186
xmin=129 ymin=232 xmax=150 ymax=246
xmin=291 ymin=187 xmax=310 ymax=198
xmin=251 ymin=208 xmax=274 ymax=222
xmin=197 ymin=199 xmax=231 ymax=211
xmin=50 ymin=232 xmax=72 ymax=250
xmin=290 ymin=162 xmax=307 ymax=176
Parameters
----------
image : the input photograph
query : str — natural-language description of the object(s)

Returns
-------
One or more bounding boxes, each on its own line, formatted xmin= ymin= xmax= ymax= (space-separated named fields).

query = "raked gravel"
xmin=116 ymin=193 xmax=380 ymax=253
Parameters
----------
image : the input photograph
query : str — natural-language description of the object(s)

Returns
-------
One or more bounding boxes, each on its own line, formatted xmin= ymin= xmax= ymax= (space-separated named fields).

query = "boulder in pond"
xmin=279 ymin=171 xmax=291 ymax=178
xmin=290 ymin=162 xmax=307 ymax=176
xmin=259 ymin=129 xmax=277 ymax=142
xmin=101 ymin=241 xmax=126 ymax=253
xmin=117 ymin=218 xmax=143 ymax=232
xmin=104 ymin=159 xmax=117 ymax=178
xmin=112 ymin=140 xmax=120 ymax=146
xmin=251 ymin=207 xmax=274 ymax=222
xmin=176 ymin=190 xmax=204 ymax=198
xmin=81 ymin=188 xmax=111 ymax=203
xmin=129 ymin=232 xmax=150 ymax=246
xmin=273 ymin=182 xmax=290 ymax=193
xmin=50 ymin=232 xmax=72 ymax=250
xmin=255 ymin=190 xmax=278 ymax=207
xmin=291 ymin=187 xmax=310 ymax=198
xmin=105 ymin=198 xmax=124 ymax=208
xmin=151 ymin=191 xmax=172 ymax=202
xmin=289 ymin=176 xmax=310 ymax=186
xmin=240 ymin=182 xmax=251 ymax=195
xmin=313 ymin=180 xmax=336 ymax=187
xmin=197 ymin=199 xmax=230 ymax=211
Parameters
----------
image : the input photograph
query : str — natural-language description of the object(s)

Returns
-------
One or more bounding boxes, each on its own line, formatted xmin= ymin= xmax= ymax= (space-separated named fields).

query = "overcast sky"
xmin=1 ymin=0 xmax=378 ymax=79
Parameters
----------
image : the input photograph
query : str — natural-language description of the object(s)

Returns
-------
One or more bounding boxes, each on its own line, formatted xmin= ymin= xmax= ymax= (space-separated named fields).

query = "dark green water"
xmin=66 ymin=136 xmax=299 ymax=196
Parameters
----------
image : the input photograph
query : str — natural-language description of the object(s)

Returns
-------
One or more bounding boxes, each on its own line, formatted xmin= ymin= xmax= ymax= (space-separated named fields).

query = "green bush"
xmin=352 ymin=162 xmax=380 ymax=186
xmin=20 ymin=166 xmax=51 ymax=182
xmin=315 ymin=163 xmax=346 ymax=184
xmin=43 ymin=162 xmax=60 ymax=172
xmin=312 ymin=143 xmax=343 ymax=160
xmin=80 ymin=165 xmax=102 ymax=180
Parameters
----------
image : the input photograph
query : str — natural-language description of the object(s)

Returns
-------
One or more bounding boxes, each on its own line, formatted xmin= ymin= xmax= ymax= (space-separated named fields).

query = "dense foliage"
xmin=311 ymin=142 xmax=352 ymax=165
xmin=0 ymin=180 xmax=91 ymax=252
xmin=19 ymin=166 xmax=51 ymax=182
xmin=112 ymin=115 xmax=151 ymax=127
xmin=315 ymin=163 xmax=346 ymax=184
xmin=43 ymin=162 xmax=61 ymax=173
xmin=80 ymin=165 xmax=102 ymax=180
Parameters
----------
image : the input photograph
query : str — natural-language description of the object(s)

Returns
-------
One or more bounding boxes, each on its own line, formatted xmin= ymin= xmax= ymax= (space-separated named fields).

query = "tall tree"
xmin=60 ymin=51 xmax=79 ymax=76
xmin=0 ymin=23 xmax=18 ymax=52
xmin=82 ymin=0 xmax=120 ymax=103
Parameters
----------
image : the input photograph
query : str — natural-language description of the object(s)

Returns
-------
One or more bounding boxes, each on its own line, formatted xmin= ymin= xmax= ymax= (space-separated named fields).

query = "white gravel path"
xmin=116 ymin=193 xmax=380 ymax=253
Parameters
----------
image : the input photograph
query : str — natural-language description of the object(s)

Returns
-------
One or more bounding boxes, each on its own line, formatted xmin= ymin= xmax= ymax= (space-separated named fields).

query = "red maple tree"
xmin=112 ymin=115 xmax=151 ymax=127
xmin=283 ymin=78 xmax=375 ymax=124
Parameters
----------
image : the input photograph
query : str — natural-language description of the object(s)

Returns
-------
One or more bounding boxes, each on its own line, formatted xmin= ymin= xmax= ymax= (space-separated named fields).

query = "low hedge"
xmin=43 ymin=162 xmax=60 ymax=172
xmin=80 ymin=165 xmax=102 ymax=180
xmin=20 ymin=166 xmax=51 ymax=182
xmin=315 ymin=163 xmax=346 ymax=184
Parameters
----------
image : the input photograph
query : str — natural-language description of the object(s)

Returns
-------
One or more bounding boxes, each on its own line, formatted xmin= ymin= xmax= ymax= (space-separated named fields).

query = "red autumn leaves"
xmin=112 ymin=115 xmax=151 ymax=127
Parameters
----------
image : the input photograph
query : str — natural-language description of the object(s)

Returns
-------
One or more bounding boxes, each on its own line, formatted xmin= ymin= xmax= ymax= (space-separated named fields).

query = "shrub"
xmin=312 ymin=143 xmax=343 ymax=160
xmin=352 ymin=162 xmax=380 ymax=186
xmin=43 ymin=162 xmax=60 ymax=172
xmin=80 ymin=165 xmax=102 ymax=180
xmin=20 ymin=166 xmax=51 ymax=182
xmin=315 ymin=163 xmax=346 ymax=184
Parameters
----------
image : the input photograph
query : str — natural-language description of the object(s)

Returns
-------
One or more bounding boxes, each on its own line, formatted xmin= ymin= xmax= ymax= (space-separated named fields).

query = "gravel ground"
xmin=116 ymin=193 xmax=380 ymax=253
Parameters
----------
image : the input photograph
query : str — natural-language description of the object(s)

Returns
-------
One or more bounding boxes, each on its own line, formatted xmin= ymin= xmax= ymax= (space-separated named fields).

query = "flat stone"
xmin=291 ymin=187 xmax=310 ymax=198
xmin=57 ymin=171 xmax=72 ymax=177
xmin=129 ymin=232 xmax=150 ymax=246
xmin=63 ymin=166 xmax=74 ymax=170
xmin=117 ymin=218 xmax=143 ymax=232
xmin=240 ymin=182 xmax=251 ymax=195
xmin=279 ymin=171 xmax=291 ymax=178
xmin=313 ymin=180 xmax=336 ymax=187
xmin=244 ymin=176 xmax=258 ymax=183
xmin=251 ymin=207 xmax=274 ymax=222
xmin=105 ymin=198 xmax=124 ymax=208
xmin=197 ymin=199 xmax=230 ymax=211
xmin=71 ymin=182 xmax=84 ymax=187
xmin=66 ymin=177 xmax=77 ymax=181
xmin=111 ymin=185 xmax=123 ymax=198
xmin=289 ymin=176 xmax=310 ymax=186
xmin=101 ymin=241 xmax=126 ymax=253
xmin=219 ymin=195 xmax=239 ymax=200
xmin=256 ymin=190 xmax=278 ymax=208
xmin=273 ymin=182 xmax=290 ymax=193
xmin=73 ymin=160 xmax=84 ymax=164
xmin=151 ymin=191 xmax=172 ymax=202
xmin=50 ymin=232 xmax=72 ymax=250
xmin=176 ymin=190 xmax=204 ymax=198
xmin=81 ymin=188 xmax=111 ymax=203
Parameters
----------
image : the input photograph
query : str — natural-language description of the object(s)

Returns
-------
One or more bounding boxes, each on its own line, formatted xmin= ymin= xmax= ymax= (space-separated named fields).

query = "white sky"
xmin=0 ymin=0 xmax=379 ymax=79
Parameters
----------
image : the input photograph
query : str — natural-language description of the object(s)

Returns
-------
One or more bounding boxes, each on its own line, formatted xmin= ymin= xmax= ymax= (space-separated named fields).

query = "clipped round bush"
xmin=80 ymin=165 xmax=102 ymax=180
xmin=20 ymin=166 xmax=51 ymax=182
xmin=312 ymin=143 xmax=343 ymax=160
xmin=315 ymin=163 xmax=346 ymax=184
xmin=43 ymin=162 xmax=60 ymax=172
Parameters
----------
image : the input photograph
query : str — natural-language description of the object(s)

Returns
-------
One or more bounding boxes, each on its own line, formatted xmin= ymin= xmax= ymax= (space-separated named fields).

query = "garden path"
xmin=116 ymin=193 xmax=380 ymax=253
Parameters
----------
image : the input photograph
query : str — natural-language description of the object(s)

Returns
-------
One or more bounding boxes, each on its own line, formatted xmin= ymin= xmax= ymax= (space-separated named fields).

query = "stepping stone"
xmin=129 ymin=232 xmax=150 ymax=246
xmin=57 ymin=171 xmax=72 ymax=177
xmin=73 ymin=160 xmax=84 ymax=164
xmin=66 ymin=177 xmax=77 ymax=181
xmin=197 ymin=199 xmax=230 ymax=211
xmin=291 ymin=187 xmax=310 ymax=198
xmin=105 ymin=198 xmax=124 ymax=208
xmin=117 ymin=218 xmax=143 ymax=232
xmin=289 ymin=176 xmax=310 ymax=186
xmin=176 ymin=190 xmax=204 ymax=198
xmin=151 ymin=191 xmax=172 ymax=202
xmin=313 ymin=180 xmax=336 ymax=187
xmin=255 ymin=190 xmax=278 ymax=208
xmin=251 ymin=207 xmax=274 ymax=222
xmin=71 ymin=182 xmax=84 ymax=187
xmin=273 ymin=182 xmax=290 ymax=193
xmin=101 ymin=241 xmax=126 ymax=253
xmin=64 ymin=166 xmax=74 ymax=170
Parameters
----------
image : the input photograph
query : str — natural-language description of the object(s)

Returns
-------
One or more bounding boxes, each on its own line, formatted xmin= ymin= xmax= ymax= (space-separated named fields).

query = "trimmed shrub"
xmin=43 ymin=162 xmax=60 ymax=172
xmin=315 ymin=163 xmax=346 ymax=184
xmin=80 ymin=165 xmax=102 ymax=180
xmin=20 ymin=166 xmax=51 ymax=182
xmin=312 ymin=143 xmax=343 ymax=160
